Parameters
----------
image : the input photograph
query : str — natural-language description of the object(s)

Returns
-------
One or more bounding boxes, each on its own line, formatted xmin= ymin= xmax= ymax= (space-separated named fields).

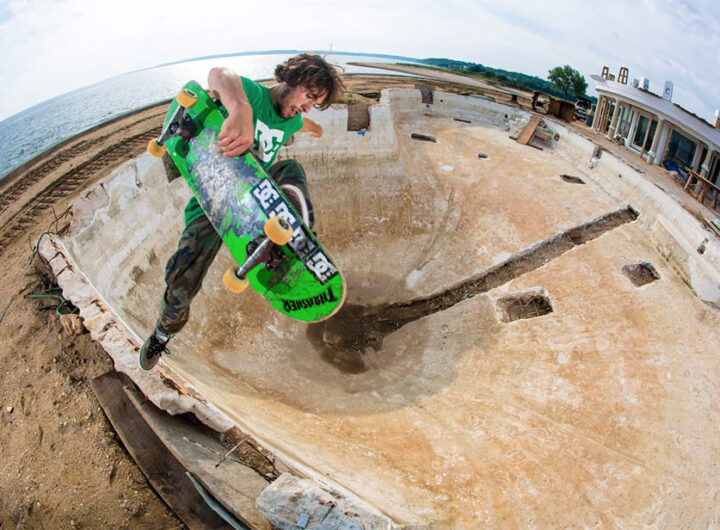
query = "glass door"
xmin=644 ymin=119 xmax=657 ymax=150
xmin=633 ymin=116 xmax=649 ymax=149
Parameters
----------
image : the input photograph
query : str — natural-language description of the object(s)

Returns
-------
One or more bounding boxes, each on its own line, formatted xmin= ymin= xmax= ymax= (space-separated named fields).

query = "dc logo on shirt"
xmin=254 ymin=120 xmax=284 ymax=162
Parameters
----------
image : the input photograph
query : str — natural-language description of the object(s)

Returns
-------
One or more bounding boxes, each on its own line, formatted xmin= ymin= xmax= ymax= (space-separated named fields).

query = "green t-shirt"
xmin=184 ymin=77 xmax=303 ymax=226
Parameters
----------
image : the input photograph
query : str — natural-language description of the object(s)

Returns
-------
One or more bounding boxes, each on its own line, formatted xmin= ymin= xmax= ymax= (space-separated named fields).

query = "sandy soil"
xmin=0 ymin=69 xmax=712 ymax=528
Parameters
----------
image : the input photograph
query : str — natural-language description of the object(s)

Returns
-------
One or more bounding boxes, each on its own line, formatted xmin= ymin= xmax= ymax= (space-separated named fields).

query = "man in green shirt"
xmin=140 ymin=53 xmax=344 ymax=370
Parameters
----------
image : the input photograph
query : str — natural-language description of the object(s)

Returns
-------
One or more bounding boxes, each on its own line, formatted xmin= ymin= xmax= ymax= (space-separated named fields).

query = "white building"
xmin=590 ymin=66 xmax=720 ymax=184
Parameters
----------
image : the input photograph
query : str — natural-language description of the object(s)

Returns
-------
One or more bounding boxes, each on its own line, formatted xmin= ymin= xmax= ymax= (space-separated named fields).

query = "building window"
xmin=600 ymin=101 xmax=614 ymax=133
xmin=709 ymin=153 xmax=720 ymax=185
xmin=645 ymin=119 xmax=657 ymax=150
xmin=620 ymin=109 xmax=634 ymax=139
xmin=632 ymin=116 xmax=656 ymax=150
xmin=699 ymin=147 xmax=708 ymax=173
xmin=665 ymin=130 xmax=698 ymax=168
xmin=633 ymin=116 xmax=648 ymax=147
xmin=616 ymin=107 xmax=628 ymax=138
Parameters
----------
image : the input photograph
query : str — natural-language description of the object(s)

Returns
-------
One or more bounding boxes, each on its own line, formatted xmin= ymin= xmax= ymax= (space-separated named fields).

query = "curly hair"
xmin=274 ymin=53 xmax=345 ymax=110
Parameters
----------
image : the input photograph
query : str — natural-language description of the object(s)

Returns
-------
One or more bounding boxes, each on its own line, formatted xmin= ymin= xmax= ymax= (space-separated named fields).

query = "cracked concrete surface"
xmin=42 ymin=89 xmax=720 ymax=527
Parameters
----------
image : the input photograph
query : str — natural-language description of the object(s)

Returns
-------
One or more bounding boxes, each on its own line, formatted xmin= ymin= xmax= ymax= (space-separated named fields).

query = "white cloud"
xmin=0 ymin=0 xmax=718 ymax=121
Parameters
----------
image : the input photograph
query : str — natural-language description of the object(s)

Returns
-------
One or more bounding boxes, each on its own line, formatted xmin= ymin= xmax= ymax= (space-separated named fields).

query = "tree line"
xmin=419 ymin=58 xmax=592 ymax=103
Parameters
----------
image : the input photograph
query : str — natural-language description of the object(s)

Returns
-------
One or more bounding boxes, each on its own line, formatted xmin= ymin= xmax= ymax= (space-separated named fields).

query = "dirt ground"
xmin=1 ymin=67 xmax=709 ymax=528
xmin=0 ymin=103 xmax=185 ymax=528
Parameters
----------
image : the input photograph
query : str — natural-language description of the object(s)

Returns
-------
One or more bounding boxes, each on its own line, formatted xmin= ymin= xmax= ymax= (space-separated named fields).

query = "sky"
xmin=0 ymin=0 xmax=719 ymax=122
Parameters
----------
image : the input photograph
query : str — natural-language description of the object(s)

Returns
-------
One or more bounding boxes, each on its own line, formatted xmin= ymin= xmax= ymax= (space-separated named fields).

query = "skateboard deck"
xmin=150 ymin=81 xmax=345 ymax=322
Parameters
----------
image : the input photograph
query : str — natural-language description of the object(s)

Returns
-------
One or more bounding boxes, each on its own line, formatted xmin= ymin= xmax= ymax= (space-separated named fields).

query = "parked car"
xmin=574 ymin=97 xmax=592 ymax=120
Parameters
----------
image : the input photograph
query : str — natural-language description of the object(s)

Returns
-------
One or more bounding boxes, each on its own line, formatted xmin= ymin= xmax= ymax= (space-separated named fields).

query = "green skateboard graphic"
xmin=148 ymin=81 xmax=345 ymax=322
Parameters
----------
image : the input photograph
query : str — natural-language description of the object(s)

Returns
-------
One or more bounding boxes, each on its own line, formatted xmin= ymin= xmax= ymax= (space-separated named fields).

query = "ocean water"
xmin=0 ymin=51 xmax=420 ymax=180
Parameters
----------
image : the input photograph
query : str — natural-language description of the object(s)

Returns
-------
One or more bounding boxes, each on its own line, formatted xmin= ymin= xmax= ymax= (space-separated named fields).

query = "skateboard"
xmin=147 ymin=81 xmax=345 ymax=322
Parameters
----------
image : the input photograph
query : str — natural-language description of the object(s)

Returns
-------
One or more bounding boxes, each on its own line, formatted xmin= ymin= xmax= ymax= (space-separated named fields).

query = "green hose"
xmin=27 ymin=293 xmax=78 ymax=316
xmin=0 ymin=288 xmax=77 ymax=327
xmin=0 ymin=296 xmax=15 ymax=326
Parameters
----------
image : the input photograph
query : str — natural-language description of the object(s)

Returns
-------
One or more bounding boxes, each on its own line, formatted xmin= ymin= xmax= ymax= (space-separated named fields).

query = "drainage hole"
xmin=411 ymin=133 xmax=437 ymax=143
xmin=560 ymin=174 xmax=585 ymax=184
xmin=622 ymin=262 xmax=659 ymax=287
xmin=497 ymin=289 xmax=553 ymax=323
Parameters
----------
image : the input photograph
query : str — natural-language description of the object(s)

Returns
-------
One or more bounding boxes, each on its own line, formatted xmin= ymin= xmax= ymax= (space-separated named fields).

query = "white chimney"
xmin=640 ymin=77 xmax=650 ymax=90
xmin=663 ymin=81 xmax=673 ymax=102
xmin=714 ymin=109 xmax=720 ymax=129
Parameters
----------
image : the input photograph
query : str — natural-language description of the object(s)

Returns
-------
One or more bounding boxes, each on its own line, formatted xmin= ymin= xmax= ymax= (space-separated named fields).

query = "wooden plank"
xmin=187 ymin=472 xmax=249 ymax=530
xmin=91 ymin=371 xmax=230 ymax=530
xmin=684 ymin=168 xmax=720 ymax=208
xmin=710 ymin=220 xmax=720 ymax=238
xmin=516 ymin=115 xmax=542 ymax=145
xmin=123 ymin=384 xmax=271 ymax=530
xmin=681 ymin=204 xmax=705 ymax=224
xmin=533 ymin=129 xmax=552 ymax=142
xmin=527 ymin=141 xmax=544 ymax=151
xmin=684 ymin=170 xmax=695 ymax=191
xmin=699 ymin=182 xmax=709 ymax=203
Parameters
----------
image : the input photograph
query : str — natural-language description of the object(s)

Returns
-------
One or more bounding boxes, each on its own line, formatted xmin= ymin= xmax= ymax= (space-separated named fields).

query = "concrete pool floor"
xmin=41 ymin=88 xmax=720 ymax=527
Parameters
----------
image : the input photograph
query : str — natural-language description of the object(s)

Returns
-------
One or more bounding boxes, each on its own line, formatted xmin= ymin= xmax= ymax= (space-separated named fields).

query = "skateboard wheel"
xmin=176 ymin=88 xmax=198 ymax=109
xmin=223 ymin=267 xmax=249 ymax=293
xmin=264 ymin=216 xmax=293 ymax=245
xmin=147 ymin=139 xmax=166 ymax=158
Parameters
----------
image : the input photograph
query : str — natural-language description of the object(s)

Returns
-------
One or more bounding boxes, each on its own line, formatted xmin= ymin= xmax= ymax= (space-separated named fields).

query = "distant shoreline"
xmin=347 ymin=62 xmax=529 ymax=99
xmin=0 ymin=100 xmax=170 ymax=191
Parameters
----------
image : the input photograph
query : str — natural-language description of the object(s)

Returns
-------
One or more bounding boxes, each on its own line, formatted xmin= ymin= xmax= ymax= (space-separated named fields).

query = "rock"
xmin=6 ymin=406 xmax=13 ymax=413
xmin=59 ymin=314 xmax=84 ymax=336
xmin=256 ymin=473 xmax=391 ymax=530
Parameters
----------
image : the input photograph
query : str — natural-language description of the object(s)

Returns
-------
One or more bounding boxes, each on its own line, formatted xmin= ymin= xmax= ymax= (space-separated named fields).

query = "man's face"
xmin=276 ymin=84 xmax=327 ymax=118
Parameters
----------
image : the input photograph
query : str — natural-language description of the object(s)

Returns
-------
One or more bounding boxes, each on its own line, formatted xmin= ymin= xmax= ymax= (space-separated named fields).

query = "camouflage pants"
xmin=155 ymin=158 xmax=313 ymax=337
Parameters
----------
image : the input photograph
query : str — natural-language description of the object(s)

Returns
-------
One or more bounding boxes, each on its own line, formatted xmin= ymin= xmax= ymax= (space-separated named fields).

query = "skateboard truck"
xmin=147 ymin=89 xmax=199 ymax=157
xmin=223 ymin=216 xmax=293 ymax=293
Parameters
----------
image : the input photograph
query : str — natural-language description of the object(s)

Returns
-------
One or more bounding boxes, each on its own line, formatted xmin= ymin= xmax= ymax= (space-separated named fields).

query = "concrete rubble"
xmin=257 ymin=473 xmax=389 ymax=530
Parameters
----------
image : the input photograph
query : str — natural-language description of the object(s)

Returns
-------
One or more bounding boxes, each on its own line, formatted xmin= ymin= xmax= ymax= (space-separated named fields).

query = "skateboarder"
xmin=139 ymin=53 xmax=345 ymax=370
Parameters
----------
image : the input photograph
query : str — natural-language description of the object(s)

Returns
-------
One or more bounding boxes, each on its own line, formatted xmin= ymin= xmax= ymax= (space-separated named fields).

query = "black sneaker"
xmin=138 ymin=333 xmax=169 ymax=371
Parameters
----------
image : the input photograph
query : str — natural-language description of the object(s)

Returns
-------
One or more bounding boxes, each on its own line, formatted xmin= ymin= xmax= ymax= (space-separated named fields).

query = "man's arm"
xmin=298 ymin=118 xmax=323 ymax=138
xmin=208 ymin=67 xmax=254 ymax=158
